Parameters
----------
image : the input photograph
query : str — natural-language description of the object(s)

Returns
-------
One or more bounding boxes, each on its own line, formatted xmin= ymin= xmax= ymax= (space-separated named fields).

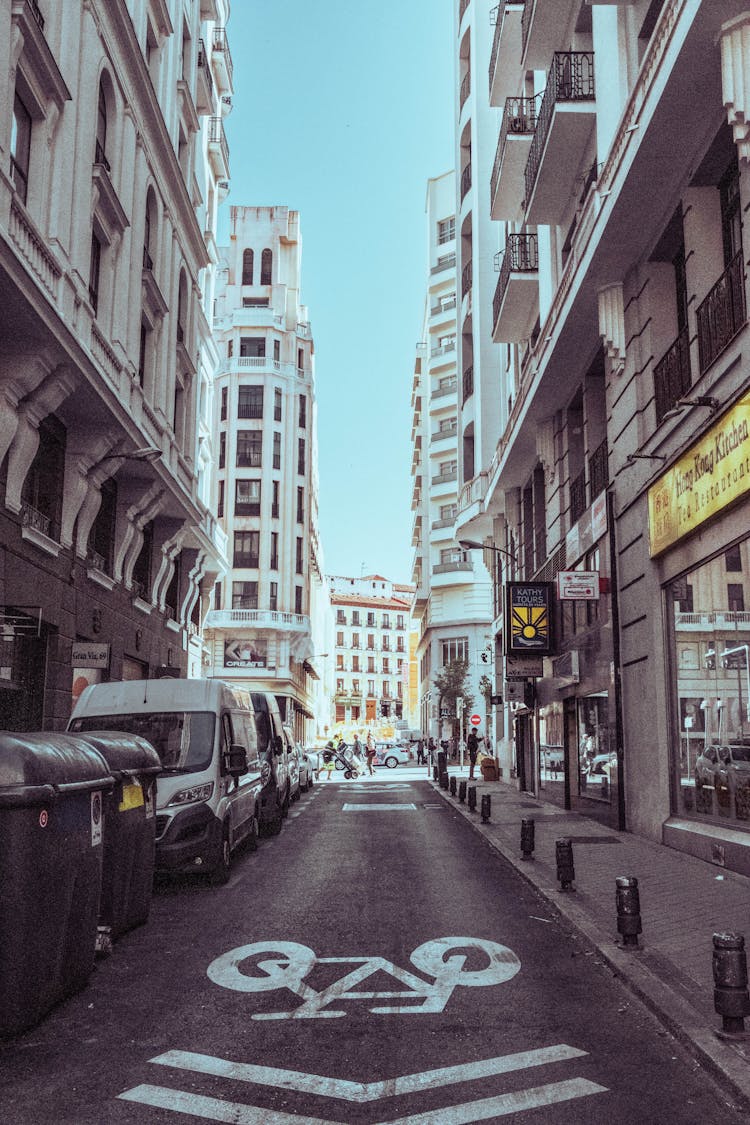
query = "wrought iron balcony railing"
xmin=524 ymin=52 xmax=595 ymax=207
xmin=570 ymin=467 xmax=587 ymax=526
xmin=460 ymin=71 xmax=471 ymax=111
xmin=460 ymin=163 xmax=472 ymax=202
xmin=461 ymin=259 xmax=472 ymax=298
xmin=588 ymin=439 xmax=609 ymax=499
xmin=492 ymin=232 xmax=538 ymax=327
xmin=654 ymin=326 xmax=691 ymax=424
xmin=491 ymin=96 xmax=538 ymax=205
xmin=462 ymin=366 xmax=474 ymax=404
xmin=696 ymin=251 xmax=747 ymax=375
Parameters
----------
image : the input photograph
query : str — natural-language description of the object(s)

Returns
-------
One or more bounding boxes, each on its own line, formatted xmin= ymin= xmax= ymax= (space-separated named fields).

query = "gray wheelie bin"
xmin=80 ymin=732 xmax=161 ymax=944
xmin=0 ymin=732 xmax=113 ymax=1038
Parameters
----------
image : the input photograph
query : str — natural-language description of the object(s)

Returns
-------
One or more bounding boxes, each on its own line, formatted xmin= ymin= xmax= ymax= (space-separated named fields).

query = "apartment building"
xmin=411 ymin=171 xmax=493 ymax=744
xmin=328 ymin=574 xmax=414 ymax=735
xmin=454 ymin=0 xmax=750 ymax=872
xmin=203 ymin=206 xmax=327 ymax=744
xmin=0 ymin=0 xmax=231 ymax=729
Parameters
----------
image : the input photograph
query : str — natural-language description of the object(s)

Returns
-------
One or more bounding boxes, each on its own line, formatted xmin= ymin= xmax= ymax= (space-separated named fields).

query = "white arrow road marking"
xmin=118 ymin=1077 xmax=607 ymax=1123
xmin=118 ymin=1085 xmax=329 ymax=1124
xmin=148 ymin=1044 xmax=589 ymax=1102
xmin=342 ymin=803 xmax=417 ymax=811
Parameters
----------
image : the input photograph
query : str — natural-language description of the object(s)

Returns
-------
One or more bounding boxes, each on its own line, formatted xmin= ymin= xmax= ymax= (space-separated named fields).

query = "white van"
xmin=69 ymin=678 xmax=269 ymax=884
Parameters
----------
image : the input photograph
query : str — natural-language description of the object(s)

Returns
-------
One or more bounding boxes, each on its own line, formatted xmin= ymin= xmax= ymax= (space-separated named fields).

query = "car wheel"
xmin=281 ymin=787 xmax=290 ymax=817
xmin=209 ymin=822 xmax=232 ymax=886
xmin=385 ymin=756 xmax=398 ymax=768
xmin=247 ymin=813 xmax=259 ymax=852
xmin=308 ymin=772 xmax=314 ymax=788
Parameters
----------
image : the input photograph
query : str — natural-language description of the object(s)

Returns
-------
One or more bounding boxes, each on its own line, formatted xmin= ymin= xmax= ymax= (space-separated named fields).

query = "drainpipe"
xmin=607 ymin=486 xmax=627 ymax=832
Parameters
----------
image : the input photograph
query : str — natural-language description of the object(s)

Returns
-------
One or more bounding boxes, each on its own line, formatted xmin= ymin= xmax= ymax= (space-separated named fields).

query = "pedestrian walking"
xmin=467 ymin=729 xmax=479 ymax=780
xmin=318 ymin=742 xmax=336 ymax=781
xmin=365 ymin=730 xmax=377 ymax=776
xmin=416 ymin=737 xmax=425 ymax=765
xmin=428 ymin=737 xmax=436 ymax=768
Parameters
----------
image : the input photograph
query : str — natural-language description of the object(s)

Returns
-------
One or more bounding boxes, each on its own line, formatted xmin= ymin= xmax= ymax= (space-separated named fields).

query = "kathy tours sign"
xmin=648 ymin=393 xmax=750 ymax=556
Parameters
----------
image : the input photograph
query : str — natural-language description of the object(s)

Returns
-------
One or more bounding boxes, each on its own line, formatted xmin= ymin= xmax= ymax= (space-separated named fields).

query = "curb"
xmin=431 ymin=779 xmax=750 ymax=1113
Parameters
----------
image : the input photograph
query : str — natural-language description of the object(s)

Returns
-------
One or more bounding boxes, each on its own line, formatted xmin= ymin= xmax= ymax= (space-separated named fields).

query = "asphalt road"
xmin=0 ymin=773 xmax=744 ymax=1124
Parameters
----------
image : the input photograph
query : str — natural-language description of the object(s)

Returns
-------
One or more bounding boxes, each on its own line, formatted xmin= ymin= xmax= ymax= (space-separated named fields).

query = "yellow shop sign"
xmin=648 ymin=393 xmax=750 ymax=556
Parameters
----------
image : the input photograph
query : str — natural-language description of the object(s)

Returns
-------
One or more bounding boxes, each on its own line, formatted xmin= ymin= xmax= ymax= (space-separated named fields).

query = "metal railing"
xmin=460 ymin=71 xmax=471 ymax=111
xmin=489 ymin=6 xmax=502 ymax=95
xmin=588 ymin=439 xmax=609 ymax=499
xmin=654 ymin=326 xmax=691 ymax=424
xmin=431 ymin=253 xmax=456 ymax=274
xmin=696 ymin=251 xmax=747 ymax=375
xmin=431 ymin=296 xmax=456 ymax=315
xmin=237 ymin=402 xmax=264 ymax=419
xmin=431 ymin=381 xmax=457 ymax=399
xmin=491 ymin=96 xmax=538 ymax=205
xmin=525 ymin=52 xmax=595 ymax=206
xmin=208 ymin=116 xmax=229 ymax=169
xmin=461 ymin=259 xmax=472 ymax=298
xmin=431 ymin=340 xmax=456 ymax=358
xmin=570 ymin=467 xmax=587 ymax=526
xmin=460 ymin=163 xmax=472 ymax=202
xmin=212 ymin=27 xmax=233 ymax=85
xmin=21 ymin=502 xmax=51 ymax=537
xmin=492 ymin=232 xmax=538 ymax=328
xmin=462 ymin=366 xmax=474 ymax=403
xmin=197 ymin=40 xmax=214 ymax=98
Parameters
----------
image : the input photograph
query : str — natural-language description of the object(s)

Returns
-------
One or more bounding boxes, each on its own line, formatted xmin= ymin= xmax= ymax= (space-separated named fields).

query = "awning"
xmin=303 ymin=659 xmax=320 ymax=681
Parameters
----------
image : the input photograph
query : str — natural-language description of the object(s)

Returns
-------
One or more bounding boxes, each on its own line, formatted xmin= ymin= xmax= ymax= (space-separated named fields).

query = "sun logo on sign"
xmin=510 ymin=604 xmax=548 ymax=649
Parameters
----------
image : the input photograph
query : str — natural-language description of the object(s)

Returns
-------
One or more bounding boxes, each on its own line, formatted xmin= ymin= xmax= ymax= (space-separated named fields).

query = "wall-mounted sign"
xmin=71 ymin=642 xmax=110 ymax=669
xmin=505 ymin=654 xmax=543 ymax=680
xmin=505 ymin=583 xmax=553 ymax=655
xmin=224 ymin=636 xmax=269 ymax=669
xmin=504 ymin=681 xmax=526 ymax=703
xmin=557 ymin=571 xmax=599 ymax=600
xmin=648 ymin=391 xmax=750 ymax=556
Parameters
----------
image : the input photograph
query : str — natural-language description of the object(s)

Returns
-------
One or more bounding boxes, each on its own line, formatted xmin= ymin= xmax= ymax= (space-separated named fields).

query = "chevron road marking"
xmin=118 ymin=1076 xmax=607 ymax=1123
xmin=148 ymin=1043 xmax=588 ymax=1102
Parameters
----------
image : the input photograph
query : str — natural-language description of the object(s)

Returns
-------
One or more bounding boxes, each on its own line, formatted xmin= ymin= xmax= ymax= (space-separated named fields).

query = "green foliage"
xmin=478 ymin=674 xmax=493 ymax=699
xmin=433 ymin=660 xmax=474 ymax=722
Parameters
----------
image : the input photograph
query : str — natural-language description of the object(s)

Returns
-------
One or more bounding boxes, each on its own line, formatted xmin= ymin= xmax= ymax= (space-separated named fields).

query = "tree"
xmin=433 ymin=660 xmax=474 ymax=734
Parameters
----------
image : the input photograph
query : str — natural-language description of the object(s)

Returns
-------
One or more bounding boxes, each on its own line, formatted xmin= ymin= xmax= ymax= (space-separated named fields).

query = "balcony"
xmin=196 ymin=40 xmax=214 ymax=115
xmin=460 ymin=71 xmax=471 ymax=113
xmin=524 ymin=52 xmax=595 ymax=227
xmin=462 ymin=366 xmax=474 ymax=404
xmin=211 ymin=27 xmax=233 ymax=93
xmin=430 ymin=380 xmax=457 ymax=402
xmin=433 ymin=423 xmax=458 ymax=442
xmin=433 ymin=559 xmax=473 ymax=575
xmin=521 ymin=0 xmax=579 ymax=72
xmin=207 ymin=116 xmax=230 ymax=178
xmin=491 ymin=97 xmax=537 ymax=223
xmin=203 ymin=609 xmax=310 ymax=633
xmin=431 ymin=253 xmax=456 ymax=275
xmin=654 ymin=327 xmax=691 ymax=425
xmin=588 ymin=439 xmax=609 ymax=500
xmin=460 ymin=163 xmax=472 ymax=204
xmin=430 ymin=340 xmax=456 ymax=370
xmin=696 ymin=252 xmax=747 ymax=376
xmin=491 ymin=232 xmax=538 ymax=343
xmin=570 ymin=467 xmax=587 ymax=526
xmin=489 ymin=4 xmax=524 ymax=108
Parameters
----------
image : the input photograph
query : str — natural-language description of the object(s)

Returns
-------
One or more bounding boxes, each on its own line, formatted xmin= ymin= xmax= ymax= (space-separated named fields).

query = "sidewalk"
xmin=429 ymin=766 xmax=750 ymax=1110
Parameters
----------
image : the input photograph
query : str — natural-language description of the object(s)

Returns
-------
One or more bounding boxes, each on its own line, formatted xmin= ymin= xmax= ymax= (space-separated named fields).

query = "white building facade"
xmin=0 ymin=0 xmax=231 ymax=729
xmin=203 ymin=205 xmax=327 ymax=744
xmin=410 ymin=172 xmax=493 ymax=746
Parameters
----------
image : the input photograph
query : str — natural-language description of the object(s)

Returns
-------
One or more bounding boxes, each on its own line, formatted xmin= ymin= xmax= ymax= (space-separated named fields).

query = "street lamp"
xmin=459 ymin=539 xmax=516 ymax=563
xmin=89 ymin=446 xmax=162 ymax=472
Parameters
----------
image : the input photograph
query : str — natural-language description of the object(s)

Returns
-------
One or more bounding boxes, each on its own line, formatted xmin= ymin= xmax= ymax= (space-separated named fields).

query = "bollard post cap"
xmin=713 ymin=932 xmax=746 ymax=950
xmin=615 ymin=875 xmax=639 ymax=888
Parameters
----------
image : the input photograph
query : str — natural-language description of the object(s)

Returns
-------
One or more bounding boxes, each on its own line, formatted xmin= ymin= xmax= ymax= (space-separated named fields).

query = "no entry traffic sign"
xmin=469 ymin=714 xmax=481 ymax=726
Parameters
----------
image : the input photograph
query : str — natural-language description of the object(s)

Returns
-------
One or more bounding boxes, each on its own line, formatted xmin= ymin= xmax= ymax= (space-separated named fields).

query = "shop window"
xmin=728 ymin=584 xmax=745 ymax=613
xmin=577 ymin=695 xmax=613 ymax=803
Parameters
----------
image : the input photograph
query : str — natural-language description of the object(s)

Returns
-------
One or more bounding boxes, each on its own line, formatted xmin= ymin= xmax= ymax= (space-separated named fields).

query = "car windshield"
xmin=728 ymin=744 xmax=750 ymax=763
xmin=70 ymin=711 xmax=215 ymax=772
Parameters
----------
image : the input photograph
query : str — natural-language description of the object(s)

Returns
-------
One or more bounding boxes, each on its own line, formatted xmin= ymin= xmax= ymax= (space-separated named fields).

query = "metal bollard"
xmin=712 ymin=932 xmax=750 ymax=1039
xmin=615 ymin=876 xmax=642 ymax=947
xmin=520 ymin=817 xmax=535 ymax=861
xmin=449 ymin=775 xmax=457 ymax=797
xmin=481 ymin=794 xmax=491 ymax=823
xmin=555 ymin=838 xmax=575 ymax=890
xmin=439 ymin=770 xmax=449 ymax=790
xmin=467 ymin=785 xmax=477 ymax=812
xmin=433 ymin=765 xmax=439 ymax=782
xmin=458 ymin=780 xmax=467 ymax=803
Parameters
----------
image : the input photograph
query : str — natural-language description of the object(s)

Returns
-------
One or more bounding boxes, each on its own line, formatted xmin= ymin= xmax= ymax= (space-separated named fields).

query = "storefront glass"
xmin=576 ymin=694 xmax=613 ymax=802
xmin=670 ymin=539 xmax=750 ymax=827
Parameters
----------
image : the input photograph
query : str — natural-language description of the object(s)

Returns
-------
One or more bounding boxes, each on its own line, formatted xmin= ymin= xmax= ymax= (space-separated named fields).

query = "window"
xmin=439 ymin=418 xmax=457 ymax=434
xmin=296 ymin=536 xmax=303 ymax=574
xmin=397 ymin=636 xmax=405 ymax=652
xmin=21 ymin=415 xmax=65 ymax=542
xmin=367 ymin=633 xmax=375 ymax=649
xmin=132 ymin=519 xmax=153 ymax=600
xmin=336 ymin=630 xmax=344 ymax=645
xmin=242 ymin=248 xmax=254 ymax=285
xmin=272 ymin=432 xmax=281 ymax=470
xmin=397 ymin=614 xmax=405 ymax=629
xmin=439 ymin=460 xmax=457 ymax=477
xmin=238 ymin=385 xmax=263 ymax=419
xmin=441 ymin=637 xmax=469 ymax=665
xmin=220 ymin=386 xmax=227 ymax=420
xmin=271 ymin=480 xmax=279 ymax=518
xmin=237 ymin=431 xmax=262 ymax=467
xmin=96 ymin=80 xmax=108 ymax=166
xmin=217 ymin=479 xmax=224 ymax=518
xmin=228 ymin=339 xmax=234 ymax=358
xmin=218 ymin=431 xmax=226 ymax=469
xmin=720 ymin=155 xmax=742 ymax=266
xmin=270 ymin=532 xmax=278 ymax=569
xmin=233 ymin=530 xmax=259 ymax=568
xmin=383 ymin=658 xmax=390 ymax=674
xmin=298 ymin=437 xmax=305 ymax=475
xmin=382 ymin=636 xmax=390 ymax=651
xmin=89 ymin=232 xmax=102 ymax=314
xmin=352 ymin=611 xmax=360 ymax=626
xmin=382 ymin=614 xmax=390 ymax=629
xmin=88 ymin=478 xmax=117 ymax=574
xmin=367 ymin=658 xmax=375 ymax=674
xmin=337 ymin=677 xmax=345 ymax=692
xmin=138 ymin=322 xmax=149 ymax=387
xmin=299 ymin=394 xmax=307 ymax=428
xmin=352 ymin=655 xmax=360 ymax=671
xmin=726 ymin=545 xmax=743 ymax=572
xmin=213 ymin=581 xmax=222 ymax=611
xmin=368 ymin=680 xmax=375 ymax=696
xmin=235 ymin=479 xmax=261 ymax=515
xmin=353 ymin=679 xmax=360 ymax=695
xmin=297 ymin=347 xmax=304 ymax=373
xmin=274 ymin=387 xmax=282 ymax=421
xmin=239 ymin=336 xmax=265 ymax=357
xmin=10 ymin=91 xmax=31 ymax=203
xmin=232 ymin=581 xmax=258 ymax=609
xmin=438 ymin=216 xmax=455 ymax=244
xmin=261 ymin=248 xmax=273 ymax=285
xmin=728 ymin=584 xmax=745 ymax=612
xmin=295 ymin=585 xmax=302 ymax=614
xmin=296 ymin=486 xmax=304 ymax=523
xmin=367 ymin=612 xmax=375 ymax=627
xmin=269 ymin=581 xmax=278 ymax=611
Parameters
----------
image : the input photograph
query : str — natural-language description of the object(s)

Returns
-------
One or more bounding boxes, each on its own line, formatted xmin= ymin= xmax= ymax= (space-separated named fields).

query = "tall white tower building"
xmin=203 ymin=206 xmax=326 ymax=743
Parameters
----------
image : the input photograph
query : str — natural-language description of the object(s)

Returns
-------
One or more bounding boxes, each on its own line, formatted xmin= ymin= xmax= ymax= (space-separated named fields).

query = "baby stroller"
xmin=331 ymin=739 xmax=364 ymax=779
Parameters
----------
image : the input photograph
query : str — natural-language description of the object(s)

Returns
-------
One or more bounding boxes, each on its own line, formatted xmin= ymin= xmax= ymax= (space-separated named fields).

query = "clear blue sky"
xmin=222 ymin=0 xmax=455 ymax=584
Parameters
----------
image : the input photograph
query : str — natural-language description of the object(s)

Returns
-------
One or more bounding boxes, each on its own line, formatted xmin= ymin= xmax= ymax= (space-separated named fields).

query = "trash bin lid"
xmin=78 ymin=731 xmax=161 ymax=778
xmin=0 ymin=731 xmax=113 ymax=807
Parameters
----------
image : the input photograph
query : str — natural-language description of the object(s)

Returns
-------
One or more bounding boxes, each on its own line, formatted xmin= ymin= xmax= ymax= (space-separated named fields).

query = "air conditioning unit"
xmin=217 ymin=180 xmax=229 ymax=191
xmin=509 ymin=116 xmax=527 ymax=133
xmin=221 ymin=95 xmax=233 ymax=113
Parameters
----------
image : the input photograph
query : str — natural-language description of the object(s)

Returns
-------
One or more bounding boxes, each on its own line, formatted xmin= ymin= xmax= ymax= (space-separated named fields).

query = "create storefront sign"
xmin=648 ymin=392 xmax=750 ymax=556
xmin=224 ymin=635 xmax=269 ymax=668
xmin=505 ymin=582 xmax=553 ymax=655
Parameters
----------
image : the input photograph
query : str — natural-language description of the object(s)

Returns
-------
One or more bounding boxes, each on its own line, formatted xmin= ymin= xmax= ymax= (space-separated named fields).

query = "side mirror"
xmin=227 ymin=744 xmax=248 ymax=777
xmin=274 ymin=734 xmax=284 ymax=756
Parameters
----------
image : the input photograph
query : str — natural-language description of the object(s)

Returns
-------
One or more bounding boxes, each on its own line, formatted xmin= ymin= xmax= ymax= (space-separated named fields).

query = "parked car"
xmin=283 ymin=725 xmax=301 ymax=804
xmin=696 ymin=742 xmax=750 ymax=794
xmin=298 ymin=747 xmax=317 ymax=791
xmin=374 ymin=743 xmax=409 ymax=768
